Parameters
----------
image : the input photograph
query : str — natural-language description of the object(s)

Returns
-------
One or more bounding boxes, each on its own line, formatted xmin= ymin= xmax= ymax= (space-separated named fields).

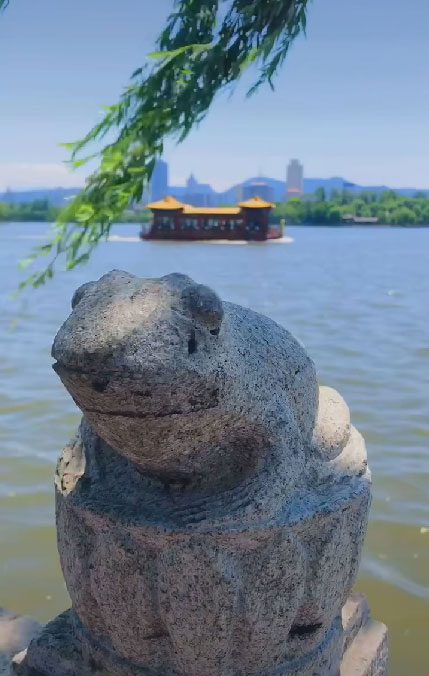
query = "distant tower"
xmin=3 ymin=187 xmax=15 ymax=204
xmin=183 ymin=173 xmax=213 ymax=207
xmin=186 ymin=174 xmax=198 ymax=190
xmin=150 ymin=160 xmax=169 ymax=202
xmin=286 ymin=159 xmax=304 ymax=199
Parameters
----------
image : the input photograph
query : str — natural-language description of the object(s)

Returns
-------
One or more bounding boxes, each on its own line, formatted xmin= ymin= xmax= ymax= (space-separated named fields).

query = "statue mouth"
xmin=52 ymin=360 xmax=123 ymax=378
xmin=52 ymin=360 xmax=121 ymax=385
xmin=52 ymin=361 xmax=220 ymax=420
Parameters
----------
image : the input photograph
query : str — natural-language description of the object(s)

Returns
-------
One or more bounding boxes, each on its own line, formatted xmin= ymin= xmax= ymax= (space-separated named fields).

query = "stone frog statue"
xmin=53 ymin=270 xmax=319 ymax=499
xmin=21 ymin=271 xmax=371 ymax=676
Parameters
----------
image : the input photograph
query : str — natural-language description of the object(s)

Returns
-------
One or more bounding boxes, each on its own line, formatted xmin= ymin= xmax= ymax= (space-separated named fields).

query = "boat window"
xmin=159 ymin=216 xmax=174 ymax=230
xmin=181 ymin=218 xmax=199 ymax=230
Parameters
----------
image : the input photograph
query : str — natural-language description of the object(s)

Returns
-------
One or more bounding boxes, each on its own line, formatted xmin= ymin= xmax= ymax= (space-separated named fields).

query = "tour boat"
xmin=140 ymin=196 xmax=282 ymax=241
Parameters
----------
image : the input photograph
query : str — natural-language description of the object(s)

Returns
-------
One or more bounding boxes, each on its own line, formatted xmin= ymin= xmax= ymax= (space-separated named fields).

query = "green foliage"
xmin=1 ymin=0 xmax=311 ymax=287
xmin=0 ymin=201 xmax=151 ymax=225
xmin=313 ymin=186 xmax=326 ymax=202
xmin=272 ymin=191 xmax=429 ymax=225
xmin=0 ymin=200 xmax=60 ymax=223
xmin=388 ymin=206 xmax=418 ymax=226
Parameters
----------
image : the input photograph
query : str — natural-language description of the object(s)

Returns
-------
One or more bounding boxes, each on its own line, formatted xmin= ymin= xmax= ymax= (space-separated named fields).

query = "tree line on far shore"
xmin=0 ymin=199 xmax=60 ymax=222
xmin=271 ymin=189 xmax=429 ymax=226
xmin=1 ymin=190 xmax=429 ymax=226
xmin=0 ymin=199 xmax=145 ymax=224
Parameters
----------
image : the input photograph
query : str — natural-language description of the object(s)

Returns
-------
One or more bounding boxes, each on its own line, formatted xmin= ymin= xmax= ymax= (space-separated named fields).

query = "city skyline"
xmin=2 ymin=156 xmax=429 ymax=200
xmin=1 ymin=1 xmax=429 ymax=192
xmin=3 ymin=159 xmax=428 ymax=210
xmin=2 ymin=159 xmax=429 ymax=194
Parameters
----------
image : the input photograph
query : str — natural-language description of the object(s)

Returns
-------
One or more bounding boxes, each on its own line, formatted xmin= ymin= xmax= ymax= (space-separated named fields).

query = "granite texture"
xmin=17 ymin=271 xmax=373 ymax=675
xmin=3 ymin=598 xmax=389 ymax=676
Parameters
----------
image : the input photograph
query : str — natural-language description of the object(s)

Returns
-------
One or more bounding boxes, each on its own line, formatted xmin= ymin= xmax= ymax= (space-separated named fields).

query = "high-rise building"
xmin=183 ymin=173 xmax=215 ymax=207
xmin=150 ymin=160 xmax=169 ymax=202
xmin=241 ymin=181 xmax=274 ymax=204
xmin=286 ymin=159 xmax=304 ymax=199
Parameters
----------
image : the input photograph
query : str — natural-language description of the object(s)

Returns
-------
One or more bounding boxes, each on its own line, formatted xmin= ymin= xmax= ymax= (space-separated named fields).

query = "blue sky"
xmin=1 ymin=0 xmax=428 ymax=191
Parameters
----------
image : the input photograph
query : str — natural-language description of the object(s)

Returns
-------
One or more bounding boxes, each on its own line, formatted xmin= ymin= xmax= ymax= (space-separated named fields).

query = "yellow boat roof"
xmin=147 ymin=196 xmax=185 ymax=210
xmin=183 ymin=206 xmax=240 ymax=215
xmin=238 ymin=196 xmax=274 ymax=209
xmin=148 ymin=195 xmax=273 ymax=212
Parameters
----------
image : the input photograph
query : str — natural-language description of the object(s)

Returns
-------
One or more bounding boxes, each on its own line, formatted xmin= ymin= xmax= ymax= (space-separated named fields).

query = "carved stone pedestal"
xmin=12 ymin=596 xmax=388 ymax=676
xmin=13 ymin=272 xmax=387 ymax=676
xmin=5 ymin=596 xmax=388 ymax=675
xmin=341 ymin=595 xmax=388 ymax=676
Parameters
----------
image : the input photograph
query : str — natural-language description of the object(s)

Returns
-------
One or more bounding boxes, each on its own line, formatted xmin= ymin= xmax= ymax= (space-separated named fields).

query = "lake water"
xmin=0 ymin=222 xmax=428 ymax=674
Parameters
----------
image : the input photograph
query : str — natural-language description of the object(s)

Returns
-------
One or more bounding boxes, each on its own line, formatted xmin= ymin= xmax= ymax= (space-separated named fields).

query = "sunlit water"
xmin=0 ymin=222 xmax=428 ymax=674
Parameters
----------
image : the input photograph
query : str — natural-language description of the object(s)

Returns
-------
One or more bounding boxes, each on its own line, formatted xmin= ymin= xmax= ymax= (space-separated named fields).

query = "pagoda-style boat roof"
xmin=148 ymin=195 xmax=273 ymax=214
xmin=238 ymin=196 xmax=274 ymax=209
xmin=147 ymin=196 xmax=185 ymax=210
xmin=184 ymin=206 xmax=240 ymax=215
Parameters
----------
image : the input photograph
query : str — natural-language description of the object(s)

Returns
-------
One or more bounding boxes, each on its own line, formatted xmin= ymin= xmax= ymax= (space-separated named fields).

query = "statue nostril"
xmin=289 ymin=623 xmax=322 ymax=638
xmin=188 ymin=331 xmax=197 ymax=355
xmin=92 ymin=378 xmax=109 ymax=393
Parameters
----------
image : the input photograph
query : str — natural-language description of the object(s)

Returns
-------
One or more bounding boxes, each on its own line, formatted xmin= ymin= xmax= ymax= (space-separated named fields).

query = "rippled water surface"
xmin=1 ymin=222 xmax=428 ymax=674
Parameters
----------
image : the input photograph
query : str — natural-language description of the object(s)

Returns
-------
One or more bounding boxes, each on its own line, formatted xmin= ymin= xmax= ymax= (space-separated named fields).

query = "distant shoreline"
xmin=3 ymin=189 xmax=429 ymax=227
xmin=0 ymin=191 xmax=429 ymax=228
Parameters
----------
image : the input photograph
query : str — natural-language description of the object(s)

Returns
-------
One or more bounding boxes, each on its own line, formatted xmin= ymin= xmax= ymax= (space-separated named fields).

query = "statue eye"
xmin=182 ymin=284 xmax=224 ymax=332
xmin=71 ymin=281 xmax=96 ymax=309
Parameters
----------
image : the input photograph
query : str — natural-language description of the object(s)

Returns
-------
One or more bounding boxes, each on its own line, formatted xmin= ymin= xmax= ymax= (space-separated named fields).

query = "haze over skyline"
xmin=1 ymin=0 xmax=428 ymax=191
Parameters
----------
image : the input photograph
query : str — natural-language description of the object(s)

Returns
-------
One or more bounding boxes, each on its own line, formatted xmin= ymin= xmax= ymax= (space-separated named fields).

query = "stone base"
xmin=341 ymin=595 xmax=388 ymax=676
xmin=11 ymin=612 xmax=343 ymax=676
xmin=7 ymin=595 xmax=387 ymax=676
